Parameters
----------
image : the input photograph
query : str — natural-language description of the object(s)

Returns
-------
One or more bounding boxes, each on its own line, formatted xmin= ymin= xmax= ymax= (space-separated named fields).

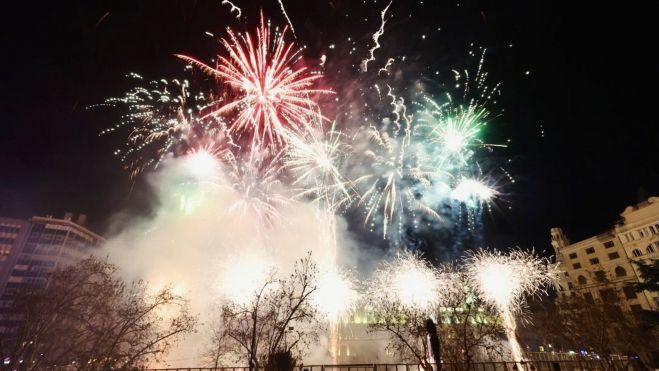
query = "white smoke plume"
xmin=99 ymin=155 xmax=356 ymax=367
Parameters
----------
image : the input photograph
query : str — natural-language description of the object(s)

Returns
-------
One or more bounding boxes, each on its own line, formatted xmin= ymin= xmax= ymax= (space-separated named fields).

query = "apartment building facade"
xmin=551 ymin=196 xmax=659 ymax=311
xmin=0 ymin=213 xmax=104 ymax=306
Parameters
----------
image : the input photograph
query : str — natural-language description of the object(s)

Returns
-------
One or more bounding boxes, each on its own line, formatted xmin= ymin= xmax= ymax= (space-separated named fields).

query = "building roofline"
xmin=621 ymin=196 xmax=659 ymax=216
xmin=30 ymin=216 xmax=105 ymax=242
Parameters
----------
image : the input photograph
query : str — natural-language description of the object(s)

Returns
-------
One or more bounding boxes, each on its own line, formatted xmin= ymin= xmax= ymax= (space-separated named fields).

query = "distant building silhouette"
xmin=0 ymin=213 xmax=104 ymax=333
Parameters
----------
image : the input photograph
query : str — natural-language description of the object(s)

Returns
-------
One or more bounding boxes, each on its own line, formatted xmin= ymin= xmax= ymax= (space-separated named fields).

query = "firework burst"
xmin=451 ymin=177 xmax=497 ymax=206
xmin=285 ymin=124 xmax=354 ymax=212
xmin=177 ymin=15 xmax=333 ymax=153
xmin=95 ymin=74 xmax=228 ymax=178
xmin=354 ymin=98 xmax=439 ymax=240
xmin=223 ymin=151 xmax=290 ymax=227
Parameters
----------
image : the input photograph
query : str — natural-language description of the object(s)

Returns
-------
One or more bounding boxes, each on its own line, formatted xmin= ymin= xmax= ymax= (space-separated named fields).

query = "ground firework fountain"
xmin=466 ymin=250 xmax=555 ymax=364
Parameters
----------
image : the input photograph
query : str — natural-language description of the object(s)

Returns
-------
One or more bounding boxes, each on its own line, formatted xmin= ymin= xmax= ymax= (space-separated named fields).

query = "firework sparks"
xmin=361 ymin=0 xmax=392 ymax=72
xmin=285 ymin=125 xmax=354 ymax=211
xmin=451 ymin=177 xmax=496 ymax=206
xmin=420 ymin=97 xmax=487 ymax=154
xmin=95 ymin=74 xmax=225 ymax=178
xmin=466 ymin=249 xmax=552 ymax=313
xmin=355 ymin=88 xmax=439 ymax=239
xmin=276 ymin=0 xmax=296 ymax=36
xmin=176 ymin=16 xmax=333 ymax=153
xmin=417 ymin=95 xmax=505 ymax=164
xmin=220 ymin=0 xmax=241 ymax=19
xmin=313 ymin=268 xmax=358 ymax=322
xmin=224 ymin=152 xmax=290 ymax=227
xmin=465 ymin=249 xmax=554 ymax=362
xmin=378 ymin=57 xmax=395 ymax=76
xmin=184 ymin=148 xmax=222 ymax=181
xmin=368 ymin=253 xmax=441 ymax=312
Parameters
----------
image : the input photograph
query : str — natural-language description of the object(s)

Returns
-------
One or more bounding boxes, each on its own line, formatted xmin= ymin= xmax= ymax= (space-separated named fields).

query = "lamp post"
xmin=425 ymin=318 xmax=441 ymax=371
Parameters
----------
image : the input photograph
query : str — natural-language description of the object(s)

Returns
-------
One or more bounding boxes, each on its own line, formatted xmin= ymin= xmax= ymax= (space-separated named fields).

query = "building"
xmin=333 ymin=312 xmax=397 ymax=364
xmin=551 ymin=196 xmax=659 ymax=311
xmin=0 ymin=217 xmax=31 ymax=297
xmin=0 ymin=213 xmax=105 ymax=308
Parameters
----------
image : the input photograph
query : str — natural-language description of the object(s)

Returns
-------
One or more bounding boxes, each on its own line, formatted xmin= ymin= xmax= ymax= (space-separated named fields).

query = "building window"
xmin=603 ymin=241 xmax=615 ymax=248
xmin=615 ymin=266 xmax=627 ymax=277
xmin=639 ymin=230 xmax=645 ymax=238
xmin=648 ymin=245 xmax=655 ymax=254
xmin=569 ymin=252 xmax=578 ymax=259
xmin=633 ymin=249 xmax=643 ymax=257
xmin=572 ymin=263 xmax=582 ymax=269
xmin=623 ymin=286 xmax=637 ymax=299
xmin=578 ymin=275 xmax=587 ymax=285
xmin=589 ymin=257 xmax=600 ymax=265
xmin=608 ymin=252 xmax=620 ymax=260
xmin=595 ymin=270 xmax=607 ymax=282
xmin=651 ymin=225 xmax=658 ymax=234
xmin=585 ymin=247 xmax=595 ymax=254
xmin=600 ymin=288 xmax=616 ymax=301
xmin=583 ymin=292 xmax=595 ymax=304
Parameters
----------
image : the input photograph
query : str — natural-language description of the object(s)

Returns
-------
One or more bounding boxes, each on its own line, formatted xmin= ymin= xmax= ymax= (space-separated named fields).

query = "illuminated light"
xmin=361 ymin=0 xmax=392 ymax=72
xmin=452 ymin=178 xmax=495 ymax=205
xmin=369 ymin=253 xmax=441 ymax=312
xmin=313 ymin=268 xmax=358 ymax=321
xmin=218 ymin=250 xmax=273 ymax=305
xmin=183 ymin=149 xmax=219 ymax=181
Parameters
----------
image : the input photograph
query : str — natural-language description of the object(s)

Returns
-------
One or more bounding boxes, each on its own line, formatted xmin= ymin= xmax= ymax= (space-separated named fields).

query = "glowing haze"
xmin=93 ymin=2 xmax=542 ymax=366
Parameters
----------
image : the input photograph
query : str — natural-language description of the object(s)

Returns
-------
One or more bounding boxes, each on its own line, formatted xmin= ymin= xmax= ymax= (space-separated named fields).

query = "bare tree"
xmin=0 ymin=257 xmax=197 ymax=371
xmin=548 ymin=293 xmax=652 ymax=366
xmin=365 ymin=267 xmax=505 ymax=371
xmin=206 ymin=253 xmax=321 ymax=370
xmin=534 ymin=267 xmax=656 ymax=369
xmin=437 ymin=271 xmax=505 ymax=368
xmin=367 ymin=295 xmax=435 ymax=371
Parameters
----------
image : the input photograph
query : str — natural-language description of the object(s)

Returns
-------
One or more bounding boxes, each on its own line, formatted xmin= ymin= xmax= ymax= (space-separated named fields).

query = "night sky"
xmin=1 ymin=0 xmax=658 ymax=258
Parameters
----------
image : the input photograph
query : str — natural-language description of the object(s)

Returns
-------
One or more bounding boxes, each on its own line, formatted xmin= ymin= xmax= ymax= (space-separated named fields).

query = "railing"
xmin=142 ymin=359 xmax=642 ymax=371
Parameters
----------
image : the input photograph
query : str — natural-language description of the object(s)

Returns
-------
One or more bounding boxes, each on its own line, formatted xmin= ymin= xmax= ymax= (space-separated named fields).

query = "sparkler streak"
xmin=276 ymin=0 xmax=296 ymax=37
xmin=378 ymin=57 xmax=394 ymax=76
xmin=220 ymin=0 xmax=241 ymax=19
xmin=94 ymin=74 xmax=229 ymax=179
xmin=361 ymin=0 xmax=392 ymax=72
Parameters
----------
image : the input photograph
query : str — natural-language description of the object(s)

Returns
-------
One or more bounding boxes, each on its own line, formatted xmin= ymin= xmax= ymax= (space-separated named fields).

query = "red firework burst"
xmin=177 ymin=16 xmax=333 ymax=152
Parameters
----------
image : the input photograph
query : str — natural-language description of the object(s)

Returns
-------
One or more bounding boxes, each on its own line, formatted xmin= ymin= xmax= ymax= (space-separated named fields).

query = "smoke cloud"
xmin=99 ymin=155 xmax=358 ymax=367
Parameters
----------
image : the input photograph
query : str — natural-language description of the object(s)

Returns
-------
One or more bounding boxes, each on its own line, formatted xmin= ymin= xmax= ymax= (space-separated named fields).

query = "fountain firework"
xmin=465 ymin=249 xmax=554 ymax=363
xmin=368 ymin=253 xmax=442 ymax=312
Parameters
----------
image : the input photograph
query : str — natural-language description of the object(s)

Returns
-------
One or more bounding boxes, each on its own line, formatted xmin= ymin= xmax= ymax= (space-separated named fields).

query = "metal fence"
xmin=141 ymin=359 xmax=643 ymax=371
